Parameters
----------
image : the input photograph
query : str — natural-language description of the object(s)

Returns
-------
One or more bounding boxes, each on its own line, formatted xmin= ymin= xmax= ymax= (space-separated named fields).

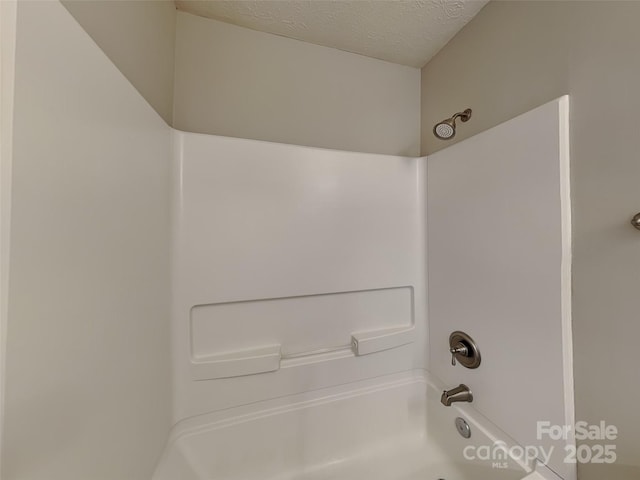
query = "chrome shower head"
xmin=433 ymin=109 xmax=472 ymax=140
xmin=434 ymin=120 xmax=456 ymax=140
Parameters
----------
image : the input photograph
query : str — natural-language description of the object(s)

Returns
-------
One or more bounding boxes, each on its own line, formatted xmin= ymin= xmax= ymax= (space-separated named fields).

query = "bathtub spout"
xmin=441 ymin=384 xmax=473 ymax=406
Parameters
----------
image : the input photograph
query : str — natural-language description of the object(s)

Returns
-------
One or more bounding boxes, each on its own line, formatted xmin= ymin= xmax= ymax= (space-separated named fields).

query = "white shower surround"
xmin=165 ymin=99 xmax=573 ymax=480
xmin=171 ymin=131 xmax=426 ymax=419
xmin=1 ymin=2 xmax=574 ymax=480
xmin=427 ymin=97 xmax=574 ymax=479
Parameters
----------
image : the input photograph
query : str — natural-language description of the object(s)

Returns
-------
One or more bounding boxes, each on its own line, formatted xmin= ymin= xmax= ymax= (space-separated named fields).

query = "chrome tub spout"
xmin=441 ymin=384 xmax=473 ymax=406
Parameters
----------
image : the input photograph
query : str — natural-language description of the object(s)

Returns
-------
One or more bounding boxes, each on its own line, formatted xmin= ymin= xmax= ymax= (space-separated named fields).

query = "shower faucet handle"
xmin=448 ymin=331 xmax=481 ymax=369
xmin=450 ymin=343 xmax=469 ymax=366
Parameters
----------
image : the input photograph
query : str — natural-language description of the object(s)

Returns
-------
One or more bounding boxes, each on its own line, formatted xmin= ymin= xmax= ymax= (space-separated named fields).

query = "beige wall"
xmin=58 ymin=4 xmax=420 ymax=156
xmin=421 ymin=2 xmax=640 ymax=477
xmin=62 ymin=0 xmax=176 ymax=124
xmin=173 ymin=12 xmax=421 ymax=156
xmin=2 ymin=2 xmax=172 ymax=479
xmin=0 ymin=2 xmax=17 ymax=475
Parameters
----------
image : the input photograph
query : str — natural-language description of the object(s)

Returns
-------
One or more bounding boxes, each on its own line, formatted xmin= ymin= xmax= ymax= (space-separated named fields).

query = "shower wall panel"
xmin=172 ymin=132 xmax=427 ymax=421
xmin=427 ymin=97 xmax=574 ymax=480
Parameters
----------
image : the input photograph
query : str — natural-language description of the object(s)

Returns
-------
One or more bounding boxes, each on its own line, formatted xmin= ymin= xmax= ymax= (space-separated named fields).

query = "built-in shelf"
xmin=190 ymin=325 xmax=415 ymax=380
xmin=351 ymin=325 xmax=415 ymax=356
xmin=192 ymin=345 xmax=281 ymax=380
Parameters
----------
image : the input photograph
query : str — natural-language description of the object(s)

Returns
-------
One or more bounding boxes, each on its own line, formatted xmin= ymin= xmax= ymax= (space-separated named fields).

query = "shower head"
xmin=433 ymin=109 xmax=472 ymax=140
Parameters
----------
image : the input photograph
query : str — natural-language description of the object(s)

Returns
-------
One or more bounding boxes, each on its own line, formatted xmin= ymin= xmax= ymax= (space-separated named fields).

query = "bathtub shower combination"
xmin=3 ymin=3 xmax=575 ymax=480
xmin=156 ymin=99 xmax=574 ymax=480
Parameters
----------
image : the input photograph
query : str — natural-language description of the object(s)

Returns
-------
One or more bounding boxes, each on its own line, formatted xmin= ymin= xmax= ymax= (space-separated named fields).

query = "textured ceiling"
xmin=174 ymin=0 xmax=489 ymax=68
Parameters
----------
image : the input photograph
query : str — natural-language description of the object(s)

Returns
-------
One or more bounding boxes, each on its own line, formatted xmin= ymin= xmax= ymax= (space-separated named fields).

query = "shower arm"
xmin=452 ymin=109 xmax=472 ymax=123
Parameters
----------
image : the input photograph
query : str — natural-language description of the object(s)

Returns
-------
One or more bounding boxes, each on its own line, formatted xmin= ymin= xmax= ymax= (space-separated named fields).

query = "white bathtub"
xmin=153 ymin=371 xmax=557 ymax=480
